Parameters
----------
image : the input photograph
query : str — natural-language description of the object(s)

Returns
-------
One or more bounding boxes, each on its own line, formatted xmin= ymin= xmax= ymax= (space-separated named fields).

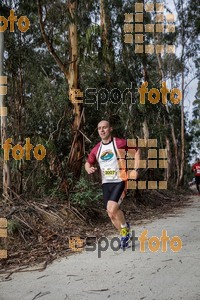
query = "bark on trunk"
xmin=179 ymin=0 xmax=185 ymax=186
xmin=100 ymin=0 xmax=115 ymax=83
xmin=179 ymin=67 xmax=185 ymax=185
xmin=0 ymin=32 xmax=11 ymax=198
xmin=67 ymin=0 xmax=84 ymax=179
xmin=165 ymin=135 xmax=172 ymax=181
xmin=37 ymin=0 xmax=84 ymax=180
xmin=156 ymin=52 xmax=180 ymax=184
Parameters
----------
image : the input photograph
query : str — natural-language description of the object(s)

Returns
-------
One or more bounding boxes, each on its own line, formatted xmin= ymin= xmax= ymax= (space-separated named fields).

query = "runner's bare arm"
xmin=134 ymin=148 xmax=140 ymax=179
xmin=85 ymin=162 xmax=97 ymax=174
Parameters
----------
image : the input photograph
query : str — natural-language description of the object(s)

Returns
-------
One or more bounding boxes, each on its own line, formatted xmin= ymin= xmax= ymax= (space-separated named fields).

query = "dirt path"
xmin=0 ymin=195 xmax=200 ymax=300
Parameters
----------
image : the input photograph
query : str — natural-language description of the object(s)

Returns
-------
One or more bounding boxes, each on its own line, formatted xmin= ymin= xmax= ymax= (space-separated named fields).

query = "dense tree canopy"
xmin=0 ymin=0 xmax=199 ymax=201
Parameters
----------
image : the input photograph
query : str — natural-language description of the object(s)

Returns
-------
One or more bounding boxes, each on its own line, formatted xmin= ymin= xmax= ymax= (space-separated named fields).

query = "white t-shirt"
xmin=97 ymin=140 xmax=122 ymax=184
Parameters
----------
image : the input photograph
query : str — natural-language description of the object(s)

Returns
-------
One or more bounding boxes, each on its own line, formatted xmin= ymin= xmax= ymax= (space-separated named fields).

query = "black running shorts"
xmin=102 ymin=181 xmax=125 ymax=209
xmin=195 ymin=176 xmax=200 ymax=185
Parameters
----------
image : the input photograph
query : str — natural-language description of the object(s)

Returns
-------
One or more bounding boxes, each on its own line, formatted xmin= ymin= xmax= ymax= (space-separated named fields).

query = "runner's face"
xmin=98 ymin=122 xmax=112 ymax=140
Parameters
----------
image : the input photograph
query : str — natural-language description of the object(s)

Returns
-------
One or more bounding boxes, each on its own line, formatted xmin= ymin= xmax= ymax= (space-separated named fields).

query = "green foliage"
xmin=70 ymin=177 xmax=103 ymax=208
xmin=0 ymin=0 xmax=199 ymax=198
xmin=189 ymin=81 xmax=200 ymax=158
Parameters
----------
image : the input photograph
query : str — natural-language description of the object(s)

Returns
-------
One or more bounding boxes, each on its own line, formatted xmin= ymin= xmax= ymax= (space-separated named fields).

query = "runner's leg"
xmin=106 ymin=200 xmax=126 ymax=230
xmin=195 ymin=176 xmax=200 ymax=193
xmin=105 ymin=185 xmax=130 ymax=248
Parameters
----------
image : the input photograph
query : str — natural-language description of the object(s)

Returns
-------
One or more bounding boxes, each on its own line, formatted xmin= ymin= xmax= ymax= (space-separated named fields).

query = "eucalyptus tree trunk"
xmin=165 ymin=136 xmax=172 ymax=181
xmin=0 ymin=32 xmax=11 ymax=198
xmin=100 ymin=0 xmax=115 ymax=83
xmin=37 ymin=0 xmax=84 ymax=180
xmin=142 ymin=62 xmax=149 ymax=146
xmin=178 ymin=0 xmax=185 ymax=186
xmin=156 ymin=53 xmax=179 ymax=185
xmin=67 ymin=0 xmax=84 ymax=179
xmin=179 ymin=58 xmax=185 ymax=186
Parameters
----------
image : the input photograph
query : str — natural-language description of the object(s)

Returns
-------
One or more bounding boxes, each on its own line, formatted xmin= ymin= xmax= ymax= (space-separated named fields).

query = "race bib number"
xmin=103 ymin=169 xmax=117 ymax=179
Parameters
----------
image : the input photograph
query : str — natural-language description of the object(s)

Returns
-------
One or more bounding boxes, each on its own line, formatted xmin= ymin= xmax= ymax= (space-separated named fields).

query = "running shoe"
xmin=120 ymin=222 xmax=131 ymax=249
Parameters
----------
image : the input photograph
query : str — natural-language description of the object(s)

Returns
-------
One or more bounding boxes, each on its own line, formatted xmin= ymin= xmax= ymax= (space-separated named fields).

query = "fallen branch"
xmin=31 ymin=291 xmax=51 ymax=300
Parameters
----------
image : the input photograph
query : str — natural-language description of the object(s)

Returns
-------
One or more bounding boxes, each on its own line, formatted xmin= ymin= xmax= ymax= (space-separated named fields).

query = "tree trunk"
xmin=67 ymin=0 xmax=84 ymax=179
xmin=178 ymin=0 xmax=185 ymax=186
xmin=179 ymin=66 xmax=185 ymax=185
xmin=100 ymin=0 xmax=115 ymax=83
xmin=156 ymin=52 xmax=180 ymax=184
xmin=165 ymin=135 xmax=172 ymax=181
xmin=0 ymin=32 xmax=11 ymax=198
xmin=37 ymin=0 xmax=84 ymax=181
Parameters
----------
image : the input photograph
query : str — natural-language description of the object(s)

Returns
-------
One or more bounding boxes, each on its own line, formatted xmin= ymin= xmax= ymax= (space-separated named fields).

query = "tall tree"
xmin=0 ymin=30 xmax=11 ymax=198
xmin=37 ymin=0 xmax=84 ymax=181
xmin=190 ymin=81 xmax=200 ymax=158
xmin=100 ymin=0 xmax=115 ymax=84
xmin=173 ymin=0 xmax=199 ymax=185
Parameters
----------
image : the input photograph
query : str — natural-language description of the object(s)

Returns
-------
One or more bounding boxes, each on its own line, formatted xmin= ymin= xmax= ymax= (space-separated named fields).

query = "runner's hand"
xmin=87 ymin=167 xmax=97 ymax=174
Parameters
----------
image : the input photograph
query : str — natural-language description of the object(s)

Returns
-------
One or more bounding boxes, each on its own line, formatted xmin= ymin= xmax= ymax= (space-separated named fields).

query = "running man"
xmin=85 ymin=120 xmax=140 ymax=248
xmin=192 ymin=158 xmax=200 ymax=194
